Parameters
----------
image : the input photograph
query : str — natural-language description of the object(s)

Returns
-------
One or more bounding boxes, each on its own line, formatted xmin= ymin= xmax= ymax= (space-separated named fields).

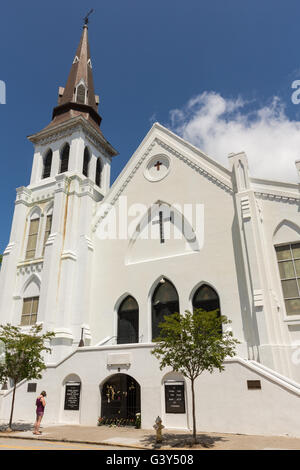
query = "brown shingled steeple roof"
xmin=48 ymin=24 xmax=102 ymax=130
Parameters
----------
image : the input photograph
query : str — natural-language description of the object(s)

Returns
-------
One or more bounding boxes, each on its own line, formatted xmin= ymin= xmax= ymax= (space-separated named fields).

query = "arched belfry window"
xmin=151 ymin=279 xmax=179 ymax=341
xmin=42 ymin=149 xmax=52 ymax=179
xmin=95 ymin=157 xmax=102 ymax=187
xmin=117 ymin=296 xmax=139 ymax=344
xmin=83 ymin=147 xmax=90 ymax=177
xmin=60 ymin=143 xmax=70 ymax=173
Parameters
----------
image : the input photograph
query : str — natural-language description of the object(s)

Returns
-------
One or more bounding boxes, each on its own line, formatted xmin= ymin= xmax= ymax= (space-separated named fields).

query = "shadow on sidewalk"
xmin=140 ymin=432 xmax=226 ymax=449
xmin=0 ymin=422 xmax=33 ymax=433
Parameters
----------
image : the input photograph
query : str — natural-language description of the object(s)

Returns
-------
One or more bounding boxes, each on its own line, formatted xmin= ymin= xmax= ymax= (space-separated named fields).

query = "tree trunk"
xmin=191 ymin=378 xmax=197 ymax=444
xmin=8 ymin=382 xmax=16 ymax=430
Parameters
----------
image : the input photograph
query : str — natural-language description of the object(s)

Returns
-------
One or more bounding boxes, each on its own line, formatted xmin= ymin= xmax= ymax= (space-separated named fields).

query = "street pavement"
xmin=1 ymin=423 xmax=300 ymax=450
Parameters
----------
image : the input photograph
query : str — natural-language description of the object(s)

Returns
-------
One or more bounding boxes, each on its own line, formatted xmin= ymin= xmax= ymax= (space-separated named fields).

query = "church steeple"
xmin=50 ymin=23 xmax=102 ymax=129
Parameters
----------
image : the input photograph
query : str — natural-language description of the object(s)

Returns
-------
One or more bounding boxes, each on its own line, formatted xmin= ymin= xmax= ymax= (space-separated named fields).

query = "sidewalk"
xmin=1 ymin=424 xmax=300 ymax=449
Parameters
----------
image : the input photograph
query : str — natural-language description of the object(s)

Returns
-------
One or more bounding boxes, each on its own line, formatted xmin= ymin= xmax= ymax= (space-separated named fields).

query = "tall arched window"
xmin=60 ymin=143 xmax=70 ymax=173
xmin=25 ymin=213 xmax=40 ymax=260
xmin=192 ymin=284 xmax=220 ymax=313
xmin=152 ymin=279 xmax=179 ymax=341
xmin=192 ymin=284 xmax=222 ymax=334
xmin=82 ymin=147 xmax=90 ymax=177
xmin=95 ymin=157 xmax=102 ymax=187
xmin=42 ymin=149 xmax=52 ymax=179
xmin=117 ymin=296 xmax=139 ymax=344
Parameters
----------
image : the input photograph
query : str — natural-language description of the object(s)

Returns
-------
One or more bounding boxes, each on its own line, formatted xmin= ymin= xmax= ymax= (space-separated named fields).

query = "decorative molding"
xmin=84 ymin=236 xmax=94 ymax=252
xmin=45 ymin=232 xmax=57 ymax=247
xmin=241 ymin=196 xmax=251 ymax=220
xmin=61 ymin=250 xmax=77 ymax=262
xmin=17 ymin=259 xmax=43 ymax=275
xmin=255 ymin=191 xmax=300 ymax=203
xmin=28 ymin=116 xmax=117 ymax=158
xmin=92 ymin=136 xmax=233 ymax=232
xmin=253 ymin=289 xmax=264 ymax=307
xmin=155 ymin=137 xmax=233 ymax=194
xmin=3 ymin=242 xmax=16 ymax=256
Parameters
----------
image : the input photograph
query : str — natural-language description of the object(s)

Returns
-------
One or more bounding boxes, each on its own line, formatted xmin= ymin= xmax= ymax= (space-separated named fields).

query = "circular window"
xmin=144 ymin=155 xmax=170 ymax=182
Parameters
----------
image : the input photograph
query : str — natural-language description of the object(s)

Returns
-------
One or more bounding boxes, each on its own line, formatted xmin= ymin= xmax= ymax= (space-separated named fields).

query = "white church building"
xmin=1 ymin=24 xmax=300 ymax=436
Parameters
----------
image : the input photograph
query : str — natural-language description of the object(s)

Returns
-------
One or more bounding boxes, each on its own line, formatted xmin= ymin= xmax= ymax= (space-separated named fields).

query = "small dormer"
xmin=75 ymin=80 xmax=87 ymax=105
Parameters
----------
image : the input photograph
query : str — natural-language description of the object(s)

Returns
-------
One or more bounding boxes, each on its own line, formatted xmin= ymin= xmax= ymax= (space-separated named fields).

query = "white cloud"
xmin=167 ymin=92 xmax=300 ymax=183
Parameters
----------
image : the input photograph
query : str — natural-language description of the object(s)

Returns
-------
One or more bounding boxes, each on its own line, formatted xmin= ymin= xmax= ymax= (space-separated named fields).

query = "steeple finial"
xmin=83 ymin=9 xmax=94 ymax=27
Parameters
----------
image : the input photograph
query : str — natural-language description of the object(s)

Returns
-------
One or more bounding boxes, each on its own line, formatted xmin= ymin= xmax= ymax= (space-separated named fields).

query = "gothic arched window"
xmin=117 ymin=296 xmax=139 ymax=344
xmin=83 ymin=147 xmax=90 ymax=177
xmin=95 ymin=157 xmax=102 ymax=187
xmin=151 ymin=279 xmax=179 ymax=341
xmin=192 ymin=284 xmax=222 ymax=336
xmin=25 ymin=213 xmax=40 ymax=260
xmin=60 ymin=143 xmax=70 ymax=174
xmin=76 ymin=84 xmax=86 ymax=104
xmin=42 ymin=149 xmax=52 ymax=179
xmin=192 ymin=284 xmax=220 ymax=315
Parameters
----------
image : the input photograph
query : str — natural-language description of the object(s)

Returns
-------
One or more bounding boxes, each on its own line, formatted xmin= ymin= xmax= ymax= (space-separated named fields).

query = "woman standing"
xmin=33 ymin=391 xmax=46 ymax=435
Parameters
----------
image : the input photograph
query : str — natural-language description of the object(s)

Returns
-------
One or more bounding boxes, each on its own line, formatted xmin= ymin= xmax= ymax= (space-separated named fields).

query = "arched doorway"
xmin=101 ymin=374 xmax=141 ymax=421
xmin=152 ymin=278 xmax=179 ymax=341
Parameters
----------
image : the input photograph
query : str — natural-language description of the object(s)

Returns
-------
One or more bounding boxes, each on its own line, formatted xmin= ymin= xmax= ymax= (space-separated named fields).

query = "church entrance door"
xmin=101 ymin=374 xmax=141 ymax=422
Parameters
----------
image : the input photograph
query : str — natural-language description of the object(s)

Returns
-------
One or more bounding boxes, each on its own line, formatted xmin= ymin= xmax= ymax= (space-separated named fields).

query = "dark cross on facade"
xmin=152 ymin=211 xmax=173 ymax=244
xmin=154 ymin=161 xmax=163 ymax=171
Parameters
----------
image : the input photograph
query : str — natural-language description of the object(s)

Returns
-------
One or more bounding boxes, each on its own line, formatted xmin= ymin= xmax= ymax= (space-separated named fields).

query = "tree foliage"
xmin=0 ymin=323 xmax=55 ymax=429
xmin=151 ymin=309 xmax=240 ymax=443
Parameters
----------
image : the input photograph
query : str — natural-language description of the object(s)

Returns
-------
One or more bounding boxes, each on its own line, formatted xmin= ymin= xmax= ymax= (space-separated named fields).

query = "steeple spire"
xmin=50 ymin=23 xmax=102 ymax=129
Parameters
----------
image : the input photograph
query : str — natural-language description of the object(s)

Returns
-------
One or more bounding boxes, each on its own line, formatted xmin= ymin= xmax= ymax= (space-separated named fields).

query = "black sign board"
xmin=64 ymin=383 xmax=81 ymax=410
xmin=165 ymin=382 xmax=185 ymax=414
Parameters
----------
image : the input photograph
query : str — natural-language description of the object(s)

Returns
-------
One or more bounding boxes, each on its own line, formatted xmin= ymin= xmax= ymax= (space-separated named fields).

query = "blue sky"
xmin=1 ymin=0 xmax=300 ymax=252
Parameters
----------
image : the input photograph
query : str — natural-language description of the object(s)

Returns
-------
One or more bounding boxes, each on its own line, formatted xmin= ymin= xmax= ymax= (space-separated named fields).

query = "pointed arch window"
xmin=151 ymin=279 xmax=179 ymax=341
xmin=25 ymin=215 xmax=40 ymax=260
xmin=83 ymin=147 xmax=90 ymax=177
xmin=60 ymin=143 xmax=70 ymax=173
xmin=42 ymin=149 xmax=52 ymax=179
xmin=76 ymin=84 xmax=86 ymax=104
xmin=95 ymin=157 xmax=102 ymax=187
xmin=192 ymin=284 xmax=221 ymax=332
xmin=117 ymin=296 xmax=139 ymax=344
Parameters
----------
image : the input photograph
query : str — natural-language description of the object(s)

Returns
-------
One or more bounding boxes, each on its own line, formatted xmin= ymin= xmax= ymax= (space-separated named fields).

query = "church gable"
xmin=92 ymin=122 xmax=234 ymax=236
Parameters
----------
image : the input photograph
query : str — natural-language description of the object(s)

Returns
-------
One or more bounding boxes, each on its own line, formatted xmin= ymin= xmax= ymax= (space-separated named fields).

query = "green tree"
xmin=151 ymin=309 xmax=240 ymax=444
xmin=0 ymin=323 xmax=55 ymax=430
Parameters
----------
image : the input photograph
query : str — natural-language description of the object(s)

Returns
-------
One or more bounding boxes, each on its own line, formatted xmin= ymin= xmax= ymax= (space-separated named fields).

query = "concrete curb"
xmin=0 ymin=432 xmax=157 ymax=450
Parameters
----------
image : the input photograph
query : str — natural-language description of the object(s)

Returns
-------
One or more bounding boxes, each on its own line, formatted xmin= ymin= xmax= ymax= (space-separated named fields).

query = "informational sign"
xmin=165 ymin=381 xmax=185 ymax=414
xmin=64 ymin=382 xmax=81 ymax=410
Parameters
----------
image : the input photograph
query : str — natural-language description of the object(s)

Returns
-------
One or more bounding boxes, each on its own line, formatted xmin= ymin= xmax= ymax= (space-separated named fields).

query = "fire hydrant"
xmin=153 ymin=416 xmax=164 ymax=443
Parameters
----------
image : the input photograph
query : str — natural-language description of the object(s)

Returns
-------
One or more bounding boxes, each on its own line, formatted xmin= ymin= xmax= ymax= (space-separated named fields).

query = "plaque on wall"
xmin=165 ymin=381 xmax=185 ymax=414
xmin=64 ymin=382 xmax=81 ymax=410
